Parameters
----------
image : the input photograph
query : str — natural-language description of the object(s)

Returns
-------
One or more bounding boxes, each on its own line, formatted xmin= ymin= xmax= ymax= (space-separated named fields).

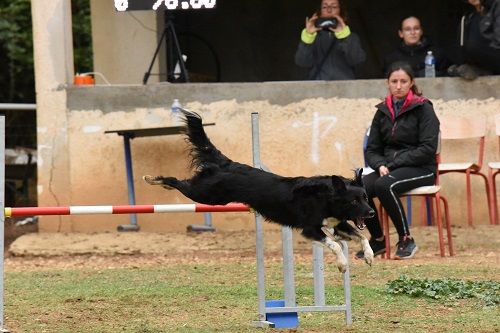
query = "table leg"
xmin=186 ymin=212 xmax=215 ymax=232
xmin=117 ymin=135 xmax=140 ymax=231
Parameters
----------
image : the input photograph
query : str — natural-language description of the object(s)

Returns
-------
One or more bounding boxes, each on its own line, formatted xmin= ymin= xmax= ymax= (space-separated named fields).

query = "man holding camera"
xmin=294 ymin=0 xmax=366 ymax=80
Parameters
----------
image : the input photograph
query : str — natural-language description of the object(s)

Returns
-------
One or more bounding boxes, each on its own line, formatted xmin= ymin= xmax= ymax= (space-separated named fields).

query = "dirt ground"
xmin=4 ymin=224 xmax=499 ymax=272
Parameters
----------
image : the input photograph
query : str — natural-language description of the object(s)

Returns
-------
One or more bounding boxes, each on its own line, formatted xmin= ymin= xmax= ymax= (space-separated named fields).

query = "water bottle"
xmin=424 ymin=51 xmax=436 ymax=78
xmin=171 ymin=99 xmax=182 ymax=125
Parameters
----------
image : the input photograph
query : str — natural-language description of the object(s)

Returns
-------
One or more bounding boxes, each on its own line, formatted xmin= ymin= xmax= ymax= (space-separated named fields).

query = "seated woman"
xmin=357 ymin=61 xmax=440 ymax=260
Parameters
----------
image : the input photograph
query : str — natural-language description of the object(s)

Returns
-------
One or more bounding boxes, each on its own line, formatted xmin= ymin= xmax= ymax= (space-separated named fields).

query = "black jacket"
xmin=479 ymin=0 xmax=500 ymax=49
xmin=383 ymin=37 xmax=449 ymax=77
xmin=366 ymin=91 xmax=440 ymax=175
xmin=295 ymin=30 xmax=366 ymax=80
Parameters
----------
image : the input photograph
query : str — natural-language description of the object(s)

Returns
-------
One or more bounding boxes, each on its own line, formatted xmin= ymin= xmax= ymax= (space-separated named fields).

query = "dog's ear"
xmin=353 ymin=168 xmax=363 ymax=186
xmin=331 ymin=176 xmax=347 ymax=192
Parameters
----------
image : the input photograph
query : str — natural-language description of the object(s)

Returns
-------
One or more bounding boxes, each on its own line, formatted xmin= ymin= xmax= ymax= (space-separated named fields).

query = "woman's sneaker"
xmin=394 ymin=236 xmax=418 ymax=259
xmin=355 ymin=238 xmax=386 ymax=259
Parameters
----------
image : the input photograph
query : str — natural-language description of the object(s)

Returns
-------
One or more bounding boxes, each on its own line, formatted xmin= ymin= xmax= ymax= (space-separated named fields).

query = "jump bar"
xmin=4 ymin=203 xmax=250 ymax=217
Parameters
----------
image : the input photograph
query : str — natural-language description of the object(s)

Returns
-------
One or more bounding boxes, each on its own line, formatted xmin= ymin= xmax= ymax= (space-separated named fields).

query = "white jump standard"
xmin=249 ymin=112 xmax=352 ymax=328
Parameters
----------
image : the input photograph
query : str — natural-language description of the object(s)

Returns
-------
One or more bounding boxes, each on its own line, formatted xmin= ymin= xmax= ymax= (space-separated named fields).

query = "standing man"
xmin=294 ymin=0 xmax=366 ymax=80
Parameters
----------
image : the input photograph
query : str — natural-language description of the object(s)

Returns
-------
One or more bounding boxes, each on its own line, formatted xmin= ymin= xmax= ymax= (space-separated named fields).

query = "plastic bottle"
xmin=424 ymin=51 xmax=436 ymax=78
xmin=171 ymin=99 xmax=182 ymax=125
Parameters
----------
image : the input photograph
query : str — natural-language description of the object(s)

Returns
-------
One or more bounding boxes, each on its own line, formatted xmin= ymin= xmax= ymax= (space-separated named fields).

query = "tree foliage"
xmin=0 ymin=0 xmax=92 ymax=148
xmin=0 ymin=0 xmax=92 ymax=103
xmin=72 ymin=0 xmax=93 ymax=74
xmin=0 ymin=0 xmax=34 ymax=102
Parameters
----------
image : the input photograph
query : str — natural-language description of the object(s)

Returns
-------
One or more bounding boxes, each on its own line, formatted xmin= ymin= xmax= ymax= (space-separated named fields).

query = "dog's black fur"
xmin=144 ymin=110 xmax=375 ymax=269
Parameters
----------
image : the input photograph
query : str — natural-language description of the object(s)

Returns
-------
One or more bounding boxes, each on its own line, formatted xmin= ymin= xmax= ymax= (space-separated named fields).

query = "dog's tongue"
xmin=355 ymin=218 xmax=366 ymax=230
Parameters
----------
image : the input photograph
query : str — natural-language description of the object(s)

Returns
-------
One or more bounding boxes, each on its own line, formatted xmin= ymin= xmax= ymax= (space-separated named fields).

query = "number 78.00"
xmin=152 ymin=0 xmax=216 ymax=10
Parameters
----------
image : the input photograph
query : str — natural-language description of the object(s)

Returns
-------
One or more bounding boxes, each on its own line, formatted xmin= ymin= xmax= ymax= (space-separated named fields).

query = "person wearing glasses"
xmin=383 ymin=16 xmax=449 ymax=77
xmin=294 ymin=0 xmax=366 ymax=80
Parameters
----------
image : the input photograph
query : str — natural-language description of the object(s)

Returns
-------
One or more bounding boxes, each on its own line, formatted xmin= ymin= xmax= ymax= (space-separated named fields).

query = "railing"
xmin=0 ymin=103 xmax=36 ymax=111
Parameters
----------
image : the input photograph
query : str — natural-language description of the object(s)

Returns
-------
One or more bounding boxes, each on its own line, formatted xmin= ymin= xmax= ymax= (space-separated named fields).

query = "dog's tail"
xmin=180 ymin=109 xmax=231 ymax=169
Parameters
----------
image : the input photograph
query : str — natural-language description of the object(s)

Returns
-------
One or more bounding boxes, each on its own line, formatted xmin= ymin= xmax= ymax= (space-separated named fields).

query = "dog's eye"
xmin=350 ymin=199 xmax=358 ymax=205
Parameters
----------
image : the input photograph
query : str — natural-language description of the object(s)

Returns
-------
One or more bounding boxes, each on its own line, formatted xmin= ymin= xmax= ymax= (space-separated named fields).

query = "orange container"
xmin=73 ymin=74 xmax=95 ymax=85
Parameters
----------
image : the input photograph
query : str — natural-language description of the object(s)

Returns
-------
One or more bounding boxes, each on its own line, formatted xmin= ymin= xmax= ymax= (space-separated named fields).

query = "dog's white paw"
xmin=363 ymin=247 xmax=374 ymax=266
xmin=361 ymin=238 xmax=374 ymax=266
xmin=336 ymin=254 xmax=348 ymax=273
xmin=143 ymin=175 xmax=163 ymax=185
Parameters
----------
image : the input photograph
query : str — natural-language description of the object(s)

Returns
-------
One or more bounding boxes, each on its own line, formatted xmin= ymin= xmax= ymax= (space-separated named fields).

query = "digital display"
xmin=114 ymin=0 xmax=216 ymax=11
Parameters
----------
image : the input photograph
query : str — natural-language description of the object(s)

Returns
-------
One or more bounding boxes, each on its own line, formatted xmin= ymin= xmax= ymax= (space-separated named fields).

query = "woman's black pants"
xmin=362 ymin=167 xmax=435 ymax=240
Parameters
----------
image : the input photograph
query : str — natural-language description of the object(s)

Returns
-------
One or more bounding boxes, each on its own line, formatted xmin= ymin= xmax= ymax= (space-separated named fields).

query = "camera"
xmin=315 ymin=17 xmax=338 ymax=31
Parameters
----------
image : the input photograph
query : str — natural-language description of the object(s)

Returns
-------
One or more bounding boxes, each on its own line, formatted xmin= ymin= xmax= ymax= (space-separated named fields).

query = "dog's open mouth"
xmin=354 ymin=218 xmax=366 ymax=230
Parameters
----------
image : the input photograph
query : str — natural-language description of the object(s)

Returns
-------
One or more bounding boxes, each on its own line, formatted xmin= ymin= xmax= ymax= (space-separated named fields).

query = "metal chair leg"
xmin=380 ymin=207 xmax=391 ymax=259
xmin=478 ymin=171 xmax=495 ymax=226
xmin=494 ymin=172 xmax=499 ymax=225
xmin=434 ymin=193 xmax=445 ymax=257
xmin=466 ymin=169 xmax=473 ymax=226
xmin=440 ymin=196 xmax=454 ymax=256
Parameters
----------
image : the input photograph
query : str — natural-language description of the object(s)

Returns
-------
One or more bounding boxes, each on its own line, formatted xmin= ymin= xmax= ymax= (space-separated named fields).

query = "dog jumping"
xmin=144 ymin=109 xmax=375 ymax=272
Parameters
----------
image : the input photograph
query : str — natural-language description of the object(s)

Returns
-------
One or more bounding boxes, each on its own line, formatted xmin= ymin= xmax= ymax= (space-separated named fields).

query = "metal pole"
xmin=187 ymin=212 xmax=215 ymax=232
xmin=0 ymin=103 xmax=36 ymax=111
xmin=123 ymin=136 xmax=137 ymax=219
xmin=250 ymin=112 xmax=274 ymax=327
xmin=142 ymin=24 xmax=168 ymax=84
xmin=341 ymin=241 xmax=353 ymax=325
xmin=0 ymin=113 xmax=10 ymax=332
xmin=117 ymin=135 xmax=140 ymax=231
xmin=166 ymin=18 xmax=189 ymax=82
xmin=281 ymin=226 xmax=296 ymax=307
xmin=312 ymin=243 xmax=325 ymax=306
xmin=251 ymin=113 xmax=266 ymax=320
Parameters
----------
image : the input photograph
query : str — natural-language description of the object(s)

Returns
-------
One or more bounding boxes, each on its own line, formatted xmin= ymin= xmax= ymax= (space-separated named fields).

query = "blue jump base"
xmin=265 ymin=300 xmax=299 ymax=329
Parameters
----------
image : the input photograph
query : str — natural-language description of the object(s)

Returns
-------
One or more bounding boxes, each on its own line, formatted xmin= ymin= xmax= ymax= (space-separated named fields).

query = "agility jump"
xmin=0 ymin=112 xmax=353 ymax=330
xmin=4 ymin=203 xmax=250 ymax=217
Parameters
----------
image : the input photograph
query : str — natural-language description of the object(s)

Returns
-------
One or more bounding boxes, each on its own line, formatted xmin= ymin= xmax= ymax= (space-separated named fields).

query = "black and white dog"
xmin=144 ymin=110 xmax=375 ymax=272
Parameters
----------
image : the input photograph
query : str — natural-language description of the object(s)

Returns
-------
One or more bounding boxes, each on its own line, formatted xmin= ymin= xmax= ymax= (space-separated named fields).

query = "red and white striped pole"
xmin=4 ymin=203 xmax=250 ymax=217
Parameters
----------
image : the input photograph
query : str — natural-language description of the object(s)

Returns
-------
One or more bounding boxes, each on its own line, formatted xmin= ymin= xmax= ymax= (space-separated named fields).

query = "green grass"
xmin=5 ymin=261 xmax=499 ymax=332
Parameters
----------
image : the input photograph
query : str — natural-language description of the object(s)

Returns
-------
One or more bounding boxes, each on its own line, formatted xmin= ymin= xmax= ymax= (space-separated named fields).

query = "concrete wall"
xmin=36 ymin=77 xmax=500 ymax=232
xmin=90 ymin=0 xmax=160 ymax=84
